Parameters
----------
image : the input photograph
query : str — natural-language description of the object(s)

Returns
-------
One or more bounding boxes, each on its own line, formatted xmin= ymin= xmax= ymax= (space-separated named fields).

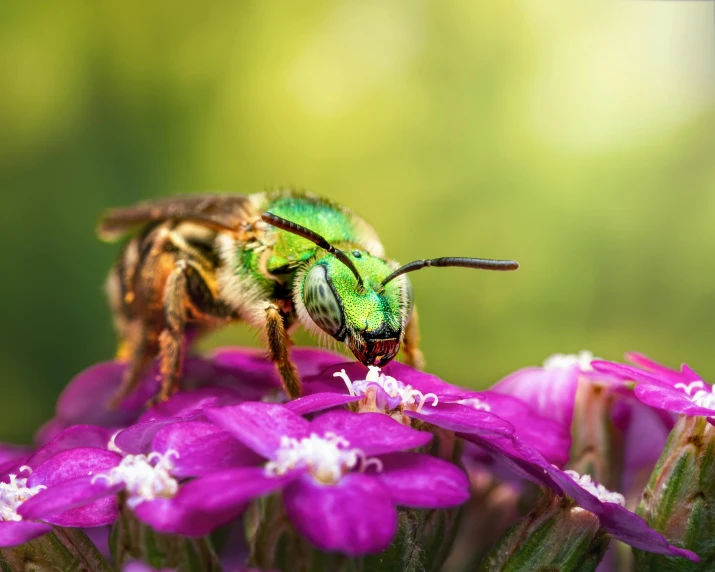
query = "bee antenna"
xmin=381 ymin=257 xmax=519 ymax=286
xmin=261 ymin=212 xmax=364 ymax=289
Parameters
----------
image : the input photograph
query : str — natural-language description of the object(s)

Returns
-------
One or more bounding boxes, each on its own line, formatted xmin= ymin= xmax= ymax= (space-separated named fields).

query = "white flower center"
xmin=674 ymin=380 xmax=715 ymax=410
xmin=564 ymin=470 xmax=625 ymax=506
xmin=455 ymin=397 xmax=491 ymax=412
xmin=333 ymin=366 xmax=439 ymax=413
xmin=92 ymin=451 xmax=179 ymax=509
xmin=0 ymin=468 xmax=45 ymax=522
xmin=265 ymin=432 xmax=382 ymax=485
xmin=543 ymin=351 xmax=596 ymax=372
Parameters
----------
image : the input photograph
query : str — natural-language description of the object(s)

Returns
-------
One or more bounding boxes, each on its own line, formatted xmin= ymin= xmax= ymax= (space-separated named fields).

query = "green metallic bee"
xmin=99 ymin=190 xmax=519 ymax=405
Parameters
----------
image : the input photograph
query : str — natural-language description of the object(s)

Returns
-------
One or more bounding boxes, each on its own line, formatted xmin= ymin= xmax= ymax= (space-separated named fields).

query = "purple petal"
xmin=634 ymin=385 xmax=715 ymax=417
xmin=625 ymin=353 xmax=690 ymax=385
xmin=617 ymin=400 xmax=672 ymax=491
xmin=206 ymin=348 xmax=282 ymax=395
xmin=285 ymin=393 xmax=360 ymax=416
xmin=309 ymin=410 xmax=432 ymax=455
xmin=460 ymin=432 xmax=562 ymax=492
xmin=138 ymin=387 xmax=241 ymax=423
xmin=283 ymin=472 xmax=397 ymax=555
xmin=27 ymin=425 xmax=113 ymax=467
xmin=491 ymin=365 xmax=579 ymax=427
xmin=114 ymin=416 xmax=199 ymax=455
xmin=0 ymin=444 xmax=32 ymax=466
xmin=680 ymin=364 xmax=701 ymax=383
xmin=18 ymin=476 xmax=120 ymax=526
xmin=0 ymin=521 xmax=52 ymax=548
xmin=599 ymin=503 xmax=699 ymax=561
xmin=374 ymin=453 xmax=469 ymax=508
xmin=152 ymin=421 xmax=262 ymax=476
xmin=213 ymin=347 xmax=344 ymax=388
xmin=137 ymin=467 xmax=293 ymax=537
xmin=291 ymin=347 xmax=349 ymax=377
xmin=205 ymin=403 xmax=309 ymax=459
xmin=28 ymin=447 xmax=122 ymax=488
xmin=57 ymin=361 xmax=153 ymax=427
xmin=33 ymin=417 xmax=68 ymax=447
xmin=590 ymin=361 xmax=671 ymax=388
xmin=404 ymin=403 xmax=514 ymax=437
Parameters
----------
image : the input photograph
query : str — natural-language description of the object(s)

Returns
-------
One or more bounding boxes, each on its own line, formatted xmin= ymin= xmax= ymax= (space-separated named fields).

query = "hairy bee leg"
xmin=265 ymin=303 xmax=302 ymax=399
xmin=156 ymin=261 xmax=190 ymax=404
xmin=402 ymin=305 xmax=426 ymax=370
xmin=108 ymin=321 xmax=153 ymax=409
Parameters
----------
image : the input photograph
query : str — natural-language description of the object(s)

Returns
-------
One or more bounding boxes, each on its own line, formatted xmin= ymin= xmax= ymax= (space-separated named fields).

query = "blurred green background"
xmin=1 ymin=1 xmax=714 ymax=443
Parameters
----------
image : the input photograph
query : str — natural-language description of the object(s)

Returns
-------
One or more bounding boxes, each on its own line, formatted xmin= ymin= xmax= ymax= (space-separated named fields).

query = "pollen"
xmin=334 ymin=367 xmax=439 ymax=413
xmin=0 ymin=469 xmax=46 ymax=522
xmin=564 ymin=470 xmax=625 ymax=506
xmin=92 ymin=451 xmax=179 ymax=509
xmin=264 ymin=432 xmax=382 ymax=485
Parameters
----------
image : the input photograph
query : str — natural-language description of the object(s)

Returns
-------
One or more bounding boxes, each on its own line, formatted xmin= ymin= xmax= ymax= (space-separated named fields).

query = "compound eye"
xmin=303 ymin=265 xmax=345 ymax=339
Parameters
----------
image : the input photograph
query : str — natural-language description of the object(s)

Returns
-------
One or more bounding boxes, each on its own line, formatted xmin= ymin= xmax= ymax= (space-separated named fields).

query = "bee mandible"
xmin=99 ymin=191 xmax=519 ymax=405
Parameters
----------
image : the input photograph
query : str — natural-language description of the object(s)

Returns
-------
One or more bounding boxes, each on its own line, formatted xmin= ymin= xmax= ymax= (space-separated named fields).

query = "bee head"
xmin=262 ymin=212 xmax=519 ymax=368
xmin=301 ymin=252 xmax=411 ymax=366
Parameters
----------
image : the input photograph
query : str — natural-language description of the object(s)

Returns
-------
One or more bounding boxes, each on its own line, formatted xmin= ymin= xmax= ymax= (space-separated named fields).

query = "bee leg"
xmin=402 ymin=305 xmax=426 ymax=370
xmin=108 ymin=321 xmax=153 ymax=409
xmin=155 ymin=260 xmax=190 ymax=403
xmin=265 ymin=303 xmax=302 ymax=399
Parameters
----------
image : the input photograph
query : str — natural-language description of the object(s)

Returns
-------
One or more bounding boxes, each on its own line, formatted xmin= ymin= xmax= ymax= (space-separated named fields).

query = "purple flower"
xmin=463 ymin=432 xmax=698 ymax=562
xmin=0 ymin=436 xmax=120 ymax=547
xmin=37 ymin=348 xmax=344 ymax=446
xmin=162 ymin=402 xmax=470 ymax=555
xmin=304 ymin=361 xmax=575 ymax=462
xmin=17 ymin=415 xmax=264 ymax=538
xmin=592 ymin=355 xmax=715 ymax=420
xmin=307 ymin=362 xmax=515 ymax=436
xmin=490 ymin=351 xmax=591 ymax=428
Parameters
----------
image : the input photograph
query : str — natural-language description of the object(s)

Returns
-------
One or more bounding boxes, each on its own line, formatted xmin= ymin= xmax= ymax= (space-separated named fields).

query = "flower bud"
xmin=633 ymin=415 xmax=715 ymax=570
xmin=477 ymin=495 xmax=610 ymax=572
xmin=0 ymin=527 xmax=112 ymax=571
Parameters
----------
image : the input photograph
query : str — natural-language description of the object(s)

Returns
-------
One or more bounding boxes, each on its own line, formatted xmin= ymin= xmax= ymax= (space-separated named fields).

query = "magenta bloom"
xmin=163 ymin=402 xmax=470 ymax=555
xmin=17 ymin=417 xmax=264 ymax=537
xmin=303 ymin=360 xmax=573 ymax=463
xmin=37 ymin=348 xmax=344 ymax=445
xmin=464 ymin=432 xmax=698 ymax=562
xmin=0 ymin=434 xmax=120 ymax=547
xmin=490 ymin=351 xmax=589 ymax=428
xmin=592 ymin=354 xmax=715 ymax=420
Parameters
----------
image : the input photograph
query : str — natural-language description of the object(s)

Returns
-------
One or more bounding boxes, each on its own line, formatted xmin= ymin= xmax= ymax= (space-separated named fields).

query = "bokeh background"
xmin=1 ymin=1 xmax=714 ymax=443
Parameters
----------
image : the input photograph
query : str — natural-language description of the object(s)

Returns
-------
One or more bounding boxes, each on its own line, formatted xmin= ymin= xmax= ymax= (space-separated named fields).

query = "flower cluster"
xmin=0 ymin=346 xmax=704 ymax=570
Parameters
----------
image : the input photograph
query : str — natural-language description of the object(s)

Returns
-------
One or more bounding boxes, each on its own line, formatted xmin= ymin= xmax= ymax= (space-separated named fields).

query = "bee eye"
xmin=303 ymin=265 xmax=345 ymax=339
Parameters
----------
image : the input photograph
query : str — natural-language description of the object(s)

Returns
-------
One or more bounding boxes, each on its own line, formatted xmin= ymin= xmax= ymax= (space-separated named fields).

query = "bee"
xmin=99 ymin=190 xmax=519 ymax=405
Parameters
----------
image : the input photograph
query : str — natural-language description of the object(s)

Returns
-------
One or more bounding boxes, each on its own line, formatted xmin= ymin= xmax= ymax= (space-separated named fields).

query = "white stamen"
xmin=564 ymin=470 xmax=625 ymax=506
xmin=107 ymin=432 xmax=123 ymax=453
xmin=335 ymin=368 xmax=439 ymax=412
xmin=674 ymin=381 xmax=704 ymax=396
xmin=543 ymin=351 xmax=597 ymax=372
xmin=334 ymin=370 xmax=356 ymax=396
xmin=455 ymin=397 xmax=492 ymax=412
xmin=0 ymin=474 xmax=46 ymax=522
xmin=91 ymin=450 xmax=180 ymax=509
xmin=674 ymin=380 xmax=715 ymax=409
xmin=265 ymin=432 xmax=381 ymax=485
